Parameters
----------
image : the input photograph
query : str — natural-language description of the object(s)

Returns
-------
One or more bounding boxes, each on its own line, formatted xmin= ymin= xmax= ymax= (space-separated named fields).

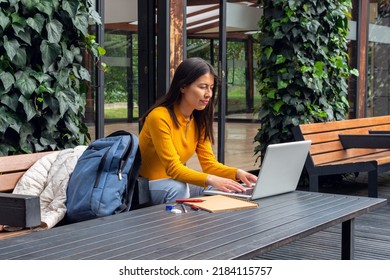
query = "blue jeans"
xmin=148 ymin=178 xmax=208 ymax=205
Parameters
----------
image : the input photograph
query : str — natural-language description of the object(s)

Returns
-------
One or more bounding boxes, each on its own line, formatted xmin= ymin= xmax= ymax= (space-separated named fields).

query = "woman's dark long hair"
xmin=139 ymin=57 xmax=219 ymax=143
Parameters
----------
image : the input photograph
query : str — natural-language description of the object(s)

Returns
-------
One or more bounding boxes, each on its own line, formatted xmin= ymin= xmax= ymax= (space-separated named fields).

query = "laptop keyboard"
xmin=236 ymin=185 xmax=254 ymax=195
xmin=243 ymin=188 xmax=253 ymax=195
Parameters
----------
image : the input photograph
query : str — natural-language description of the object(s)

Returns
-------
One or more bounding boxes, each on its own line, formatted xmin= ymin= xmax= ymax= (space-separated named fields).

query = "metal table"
xmin=0 ymin=191 xmax=386 ymax=260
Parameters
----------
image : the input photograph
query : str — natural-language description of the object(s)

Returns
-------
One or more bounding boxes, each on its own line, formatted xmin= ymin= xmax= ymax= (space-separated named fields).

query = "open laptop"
xmin=203 ymin=140 xmax=311 ymax=199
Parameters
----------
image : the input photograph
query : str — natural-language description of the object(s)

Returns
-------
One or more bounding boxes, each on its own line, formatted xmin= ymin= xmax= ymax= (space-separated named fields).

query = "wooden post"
xmin=169 ymin=0 xmax=186 ymax=80
xmin=356 ymin=0 xmax=370 ymax=118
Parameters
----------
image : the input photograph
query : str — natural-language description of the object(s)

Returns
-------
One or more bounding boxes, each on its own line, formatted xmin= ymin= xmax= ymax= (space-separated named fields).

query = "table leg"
xmin=341 ymin=218 xmax=355 ymax=260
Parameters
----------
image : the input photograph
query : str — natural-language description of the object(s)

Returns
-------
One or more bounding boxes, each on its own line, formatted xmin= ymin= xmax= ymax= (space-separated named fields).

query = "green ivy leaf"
xmin=273 ymin=100 xmax=284 ymax=112
xmin=350 ymin=68 xmax=359 ymax=76
xmin=300 ymin=66 xmax=311 ymax=73
xmin=36 ymin=84 xmax=53 ymax=96
xmin=55 ymin=89 xmax=77 ymax=117
xmin=0 ymin=107 xmax=11 ymax=132
xmin=39 ymin=130 xmax=56 ymax=145
xmin=73 ymin=13 xmax=88 ymax=36
xmin=1 ymin=94 xmax=18 ymax=111
xmin=58 ymin=42 xmax=75 ymax=68
xmin=12 ymin=47 xmax=27 ymax=67
xmin=4 ymin=36 xmax=20 ymax=60
xmin=19 ymin=122 xmax=34 ymax=152
xmin=65 ymin=117 xmax=81 ymax=136
xmin=30 ymin=71 xmax=51 ymax=84
xmin=14 ymin=71 xmax=37 ymax=98
xmin=36 ymin=0 xmax=55 ymax=16
xmin=275 ymin=54 xmax=286 ymax=64
xmin=62 ymin=0 xmax=79 ymax=18
xmin=6 ymin=0 xmax=19 ymax=8
xmin=10 ymin=12 xmax=27 ymax=32
xmin=18 ymin=95 xmax=37 ymax=121
xmin=56 ymin=68 xmax=71 ymax=87
xmin=44 ymin=113 xmax=61 ymax=127
xmin=40 ymin=40 xmax=61 ymax=71
xmin=71 ymin=65 xmax=80 ymax=79
xmin=26 ymin=13 xmax=45 ymax=33
xmin=89 ymin=8 xmax=102 ymax=25
xmin=277 ymin=80 xmax=288 ymax=89
xmin=98 ymin=45 xmax=106 ymax=56
xmin=15 ymin=30 xmax=31 ymax=45
xmin=21 ymin=0 xmax=40 ymax=10
xmin=266 ymin=89 xmax=276 ymax=99
xmin=313 ymin=61 xmax=324 ymax=78
xmin=79 ymin=66 xmax=91 ymax=82
xmin=0 ymin=72 xmax=15 ymax=92
xmin=0 ymin=10 xmax=10 ymax=30
xmin=46 ymin=19 xmax=63 ymax=44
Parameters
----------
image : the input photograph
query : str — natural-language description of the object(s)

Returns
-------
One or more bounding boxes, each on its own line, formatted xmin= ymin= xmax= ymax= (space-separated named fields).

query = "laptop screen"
xmin=250 ymin=140 xmax=311 ymax=199
xmin=203 ymin=140 xmax=311 ymax=200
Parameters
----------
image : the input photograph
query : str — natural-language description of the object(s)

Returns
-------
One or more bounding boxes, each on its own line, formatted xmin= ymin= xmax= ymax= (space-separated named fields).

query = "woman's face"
xmin=180 ymin=73 xmax=214 ymax=114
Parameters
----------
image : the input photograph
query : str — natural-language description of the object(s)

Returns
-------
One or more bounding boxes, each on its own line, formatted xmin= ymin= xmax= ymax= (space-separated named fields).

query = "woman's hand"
xmin=206 ymin=174 xmax=248 ymax=193
xmin=235 ymin=169 xmax=258 ymax=188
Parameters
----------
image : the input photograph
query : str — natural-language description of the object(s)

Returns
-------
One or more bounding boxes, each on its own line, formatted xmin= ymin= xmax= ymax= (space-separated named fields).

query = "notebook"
xmin=182 ymin=195 xmax=259 ymax=213
xmin=203 ymin=140 xmax=311 ymax=200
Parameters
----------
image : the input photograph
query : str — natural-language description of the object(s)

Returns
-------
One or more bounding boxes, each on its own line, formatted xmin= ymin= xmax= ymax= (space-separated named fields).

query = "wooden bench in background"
xmin=292 ymin=116 xmax=390 ymax=198
xmin=0 ymin=151 xmax=54 ymax=240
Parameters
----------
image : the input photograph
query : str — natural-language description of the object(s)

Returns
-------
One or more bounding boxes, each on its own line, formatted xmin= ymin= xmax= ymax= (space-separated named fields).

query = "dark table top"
xmin=0 ymin=191 xmax=386 ymax=260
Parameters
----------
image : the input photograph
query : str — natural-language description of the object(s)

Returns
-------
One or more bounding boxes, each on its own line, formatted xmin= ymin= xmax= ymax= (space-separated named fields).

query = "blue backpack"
xmin=65 ymin=131 xmax=147 ymax=223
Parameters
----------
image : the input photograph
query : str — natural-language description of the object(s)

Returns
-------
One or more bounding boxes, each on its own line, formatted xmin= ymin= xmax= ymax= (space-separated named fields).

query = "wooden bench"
xmin=292 ymin=116 xmax=390 ymax=198
xmin=0 ymin=151 xmax=54 ymax=240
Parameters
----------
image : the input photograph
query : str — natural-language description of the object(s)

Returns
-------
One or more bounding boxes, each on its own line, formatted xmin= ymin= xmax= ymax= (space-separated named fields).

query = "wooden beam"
xmin=187 ymin=4 xmax=219 ymax=17
xmin=356 ymin=0 xmax=370 ymax=118
xmin=188 ymin=32 xmax=251 ymax=40
xmin=105 ymin=22 xmax=138 ymax=32
xmin=188 ymin=21 xmax=219 ymax=34
xmin=187 ymin=0 xmax=257 ymax=5
xmin=170 ymin=0 xmax=185 ymax=79
xmin=187 ymin=14 xmax=219 ymax=28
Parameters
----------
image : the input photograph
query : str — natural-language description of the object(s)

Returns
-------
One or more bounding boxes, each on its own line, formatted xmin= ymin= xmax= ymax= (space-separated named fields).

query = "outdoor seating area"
xmin=1 ymin=0 xmax=389 ymax=267
xmin=1 ymin=122 xmax=389 ymax=260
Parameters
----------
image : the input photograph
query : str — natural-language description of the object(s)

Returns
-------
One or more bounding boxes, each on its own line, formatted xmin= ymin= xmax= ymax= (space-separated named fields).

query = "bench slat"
xmin=316 ymin=152 xmax=390 ymax=166
xmin=309 ymin=141 xmax=344 ymax=155
xmin=0 ymin=172 xmax=25 ymax=192
xmin=0 ymin=151 xmax=54 ymax=173
xmin=303 ymin=125 xmax=390 ymax=144
xmin=0 ymin=151 xmax=55 ymax=192
xmin=314 ymin=150 xmax=390 ymax=165
xmin=299 ymin=116 xmax=390 ymax=134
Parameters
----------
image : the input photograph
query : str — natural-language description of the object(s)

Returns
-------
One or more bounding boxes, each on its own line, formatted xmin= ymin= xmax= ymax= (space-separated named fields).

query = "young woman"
xmin=139 ymin=57 xmax=257 ymax=205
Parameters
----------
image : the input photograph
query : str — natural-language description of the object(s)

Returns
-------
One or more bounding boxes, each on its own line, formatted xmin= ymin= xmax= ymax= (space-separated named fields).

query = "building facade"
xmin=88 ymin=0 xmax=390 ymax=164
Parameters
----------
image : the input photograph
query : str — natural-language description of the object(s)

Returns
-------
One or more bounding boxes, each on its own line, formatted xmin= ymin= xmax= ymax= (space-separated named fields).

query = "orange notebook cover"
xmin=184 ymin=195 xmax=259 ymax=213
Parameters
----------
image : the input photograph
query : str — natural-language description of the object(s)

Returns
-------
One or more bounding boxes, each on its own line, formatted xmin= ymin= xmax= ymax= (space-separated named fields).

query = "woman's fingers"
xmin=223 ymin=180 xmax=246 ymax=193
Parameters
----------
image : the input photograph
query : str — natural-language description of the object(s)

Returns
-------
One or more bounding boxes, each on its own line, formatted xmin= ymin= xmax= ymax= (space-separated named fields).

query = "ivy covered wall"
xmin=254 ymin=0 xmax=358 ymax=161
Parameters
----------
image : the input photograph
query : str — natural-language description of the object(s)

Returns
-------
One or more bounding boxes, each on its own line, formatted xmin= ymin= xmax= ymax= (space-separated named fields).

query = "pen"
xmin=176 ymin=198 xmax=204 ymax=203
xmin=181 ymin=204 xmax=188 ymax=213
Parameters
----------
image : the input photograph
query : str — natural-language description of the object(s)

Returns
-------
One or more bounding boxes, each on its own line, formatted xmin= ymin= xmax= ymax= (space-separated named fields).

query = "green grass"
xmin=104 ymin=108 xmax=139 ymax=119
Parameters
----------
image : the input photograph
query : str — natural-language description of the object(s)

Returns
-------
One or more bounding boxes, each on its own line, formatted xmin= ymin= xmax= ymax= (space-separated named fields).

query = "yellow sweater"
xmin=139 ymin=106 xmax=238 ymax=187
